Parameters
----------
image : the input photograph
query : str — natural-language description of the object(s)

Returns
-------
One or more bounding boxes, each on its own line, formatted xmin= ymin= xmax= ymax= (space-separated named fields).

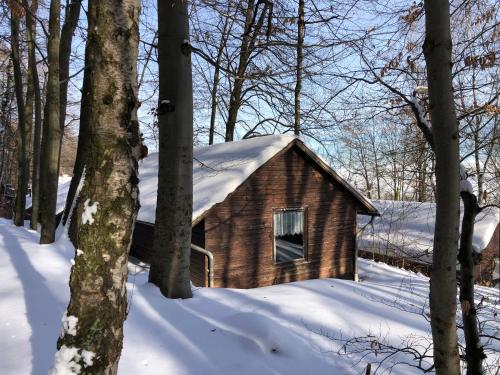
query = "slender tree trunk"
xmin=458 ymin=192 xmax=485 ymax=375
xmin=53 ymin=0 xmax=141 ymax=373
xmin=208 ymin=16 xmax=231 ymax=145
xmin=294 ymin=0 xmax=305 ymax=136
xmin=63 ymin=49 xmax=91 ymax=228
xmin=0 ymin=61 xmax=13 ymax=191
xmin=225 ymin=0 xmax=269 ymax=142
xmin=148 ymin=0 xmax=193 ymax=299
xmin=52 ymin=0 xmax=82 ymax=229
xmin=24 ymin=12 xmax=35 ymax=202
xmin=39 ymin=0 xmax=62 ymax=243
xmin=473 ymin=138 xmax=482 ymax=204
xmin=423 ymin=0 xmax=461 ymax=373
xmin=27 ymin=0 xmax=42 ymax=230
xmin=59 ymin=0 xmax=81 ymax=132
xmin=10 ymin=10 xmax=28 ymax=227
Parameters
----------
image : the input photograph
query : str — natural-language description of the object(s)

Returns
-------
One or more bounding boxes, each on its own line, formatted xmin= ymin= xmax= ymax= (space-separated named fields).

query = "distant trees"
xmin=187 ymin=0 xmax=351 ymax=143
xmin=148 ymin=0 xmax=193 ymax=299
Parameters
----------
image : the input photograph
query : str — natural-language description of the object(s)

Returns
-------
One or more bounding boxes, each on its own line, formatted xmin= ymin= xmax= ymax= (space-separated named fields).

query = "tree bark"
xmin=458 ymin=192 xmax=485 ymax=375
xmin=0 ymin=61 xmax=13 ymax=187
xmin=10 ymin=10 xmax=28 ymax=227
xmin=294 ymin=0 xmax=305 ymax=136
xmin=63 ymin=32 xmax=92 ymax=228
xmin=148 ymin=0 xmax=193 ymax=299
xmin=423 ymin=0 xmax=461 ymax=373
xmin=39 ymin=0 xmax=61 ymax=243
xmin=54 ymin=0 xmax=141 ymax=373
xmin=27 ymin=0 xmax=43 ymax=230
xmin=59 ymin=0 xmax=81 ymax=132
xmin=208 ymin=14 xmax=231 ymax=145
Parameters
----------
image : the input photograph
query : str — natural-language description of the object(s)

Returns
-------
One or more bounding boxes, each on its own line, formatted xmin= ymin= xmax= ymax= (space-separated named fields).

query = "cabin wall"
xmin=130 ymin=220 xmax=207 ymax=286
xmin=475 ymin=223 xmax=499 ymax=285
xmin=204 ymin=145 xmax=359 ymax=288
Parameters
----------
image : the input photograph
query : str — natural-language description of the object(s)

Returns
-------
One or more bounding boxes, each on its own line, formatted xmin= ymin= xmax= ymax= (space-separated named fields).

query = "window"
xmin=273 ymin=209 xmax=306 ymax=263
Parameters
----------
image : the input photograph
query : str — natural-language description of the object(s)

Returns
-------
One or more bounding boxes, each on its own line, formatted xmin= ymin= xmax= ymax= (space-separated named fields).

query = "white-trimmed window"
xmin=273 ymin=209 xmax=306 ymax=263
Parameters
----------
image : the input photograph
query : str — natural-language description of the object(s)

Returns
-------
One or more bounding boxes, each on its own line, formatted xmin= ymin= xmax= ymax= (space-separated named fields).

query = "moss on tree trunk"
xmin=55 ymin=0 xmax=141 ymax=373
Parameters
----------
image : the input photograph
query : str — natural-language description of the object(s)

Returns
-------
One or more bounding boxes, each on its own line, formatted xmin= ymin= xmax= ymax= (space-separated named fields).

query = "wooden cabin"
xmin=131 ymin=135 xmax=379 ymax=288
xmin=357 ymin=200 xmax=500 ymax=286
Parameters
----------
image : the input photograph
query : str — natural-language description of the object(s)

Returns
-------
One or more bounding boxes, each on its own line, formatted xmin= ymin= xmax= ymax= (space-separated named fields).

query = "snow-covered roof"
xmin=26 ymin=175 xmax=72 ymax=215
xmin=138 ymin=134 xmax=378 ymax=224
xmin=358 ymin=200 xmax=499 ymax=262
xmin=29 ymin=135 xmax=378 ymax=223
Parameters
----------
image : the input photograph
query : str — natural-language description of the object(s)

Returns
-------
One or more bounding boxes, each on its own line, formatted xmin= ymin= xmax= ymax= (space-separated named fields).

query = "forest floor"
xmin=0 ymin=219 xmax=498 ymax=375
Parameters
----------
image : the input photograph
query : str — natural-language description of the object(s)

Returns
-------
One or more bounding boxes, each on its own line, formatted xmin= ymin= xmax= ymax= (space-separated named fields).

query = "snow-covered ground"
xmin=0 ymin=219 xmax=498 ymax=374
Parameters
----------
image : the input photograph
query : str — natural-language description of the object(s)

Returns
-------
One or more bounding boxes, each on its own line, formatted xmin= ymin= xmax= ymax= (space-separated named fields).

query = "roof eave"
xmin=292 ymin=139 xmax=380 ymax=217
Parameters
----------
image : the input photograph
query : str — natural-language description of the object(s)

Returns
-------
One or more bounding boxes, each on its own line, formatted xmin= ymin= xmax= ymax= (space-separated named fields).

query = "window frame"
xmin=272 ymin=207 xmax=308 ymax=264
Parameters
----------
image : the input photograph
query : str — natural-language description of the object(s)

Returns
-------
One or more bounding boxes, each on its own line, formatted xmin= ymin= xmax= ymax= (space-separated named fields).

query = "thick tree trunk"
xmin=423 ymin=0 xmax=461 ymax=373
xmin=53 ymin=0 xmax=141 ymax=373
xmin=63 ymin=34 xmax=92 ymax=228
xmin=39 ymin=0 xmax=61 ymax=243
xmin=148 ymin=0 xmax=193 ymax=299
xmin=27 ymin=0 xmax=43 ymax=230
xmin=10 ymin=11 xmax=28 ymax=227
xmin=458 ymin=192 xmax=484 ymax=375
xmin=294 ymin=0 xmax=305 ymax=136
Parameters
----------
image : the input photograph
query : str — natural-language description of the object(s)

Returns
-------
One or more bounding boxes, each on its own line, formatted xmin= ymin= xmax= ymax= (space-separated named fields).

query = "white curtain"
xmin=274 ymin=210 xmax=304 ymax=236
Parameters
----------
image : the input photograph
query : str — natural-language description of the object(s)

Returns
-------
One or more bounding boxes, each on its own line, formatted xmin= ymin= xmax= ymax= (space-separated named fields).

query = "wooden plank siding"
xmin=204 ymin=144 xmax=362 ymax=288
xmin=130 ymin=220 xmax=207 ymax=286
xmin=475 ymin=223 xmax=499 ymax=285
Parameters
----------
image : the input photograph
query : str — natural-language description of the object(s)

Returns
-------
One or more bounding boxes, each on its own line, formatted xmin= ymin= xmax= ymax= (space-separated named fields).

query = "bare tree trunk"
xmin=294 ymin=0 xmax=305 ymax=136
xmin=423 ymin=0 xmax=461 ymax=373
xmin=53 ymin=0 xmax=82 ymax=229
xmin=24 ymin=5 xmax=35 ymax=203
xmin=63 ymin=49 xmax=91 ymax=228
xmin=39 ymin=0 xmax=61 ymax=243
xmin=148 ymin=0 xmax=193 ymax=299
xmin=208 ymin=15 xmax=230 ymax=145
xmin=458 ymin=192 xmax=485 ymax=375
xmin=225 ymin=0 xmax=270 ymax=142
xmin=10 ymin=10 xmax=28 ymax=227
xmin=54 ymin=0 xmax=141 ymax=372
xmin=59 ymin=0 xmax=81 ymax=132
xmin=27 ymin=0 xmax=42 ymax=230
xmin=0 ymin=61 xmax=13 ymax=187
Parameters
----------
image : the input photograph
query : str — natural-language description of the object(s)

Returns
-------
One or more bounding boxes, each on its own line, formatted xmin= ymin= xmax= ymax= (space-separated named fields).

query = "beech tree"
xmin=39 ymin=0 xmax=81 ymax=242
xmin=39 ymin=0 xmax=61 ymax=243
xmin=53 ymin=0 xmax=142 ymax=372
xmin=25 ymin=0 xmax=43 ymax=231
xmin=294 ymin=0 xmax=305 ymax=136
xmin=10 ymin=6 xmax=28 ymax=227
xmin=423 ymin=0 xmax=461 ymax=372
xmin=148 ymin=0 xmax=193 ymax=299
